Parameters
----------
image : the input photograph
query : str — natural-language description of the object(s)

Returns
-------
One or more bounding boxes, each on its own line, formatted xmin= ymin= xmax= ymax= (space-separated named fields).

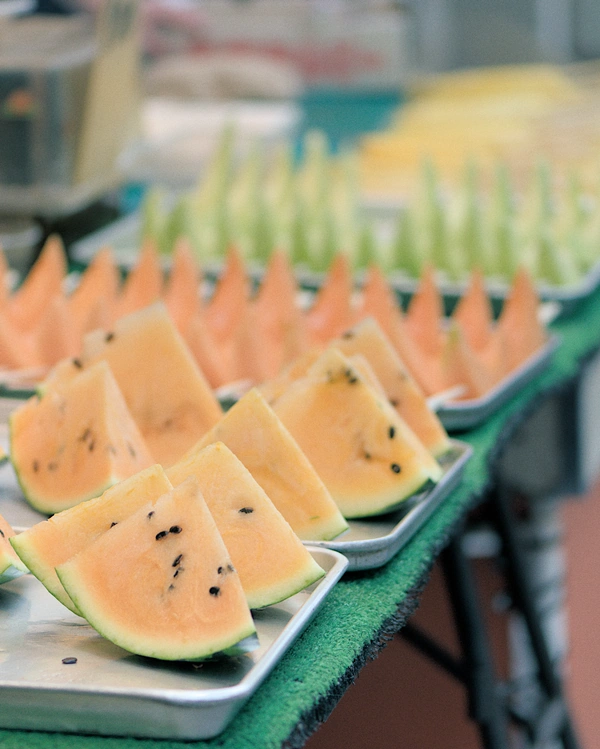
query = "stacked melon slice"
xmin=12 ymin=457 xmax=326 ymax=660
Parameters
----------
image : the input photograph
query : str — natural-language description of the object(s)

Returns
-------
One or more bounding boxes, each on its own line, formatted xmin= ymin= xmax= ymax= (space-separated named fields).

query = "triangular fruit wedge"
xmin=7 ymin=235 xmax=67 ymax=332
xmin=11 ymin=464 xmax=172 ymax=614
xmin=305 ymin=254 xmax=356 ymax=347
xmin=183 ymin=312 xmax=234 ymax=388
xmin=82 ymin=303 xmax=223 ymax=467
xmin=332 ymin=318 xmax=451 ymax=457
xmin=356 ymin=264 xmax=404 ymax=340
xmin=115 ymin=239 xmax=164 ymax=319
xmin=203 ymin=247 xmax=250 ymax=343
xmin=497 ymin=267 xmax=547 ymax=370
xmin=69 ymin=246 xmax=119 ymax=337
xmin=192 ymin=389 xmax=348 ymax=541
xmin=163 ymin=238 xmax=202 ymax=334
xmin=0 ymin=513 xmax=28 ymax=584
xmin=452 ymin=269 xmax=494 ymax=352
xmin=34 ymin=293 xmax=79 ymax=367
xmin=56 ymin=477 xmax=258 ymax=661
xmin=404 ymin=265 xmax=445 ymax=358
xmin=273 ymin=348 xmax=443 ymax=518
xmin=259 ymin=349 xmax=322 ymax=406
xmin=9 ymin=360 xmax=153 ymax=515
xmin=0 ymin=308 xmax=39 ymax=369
xmin=440 ymin=324 xmax=495 ymax=400
xmin=167 ymin=442 xmax=325 ymax=609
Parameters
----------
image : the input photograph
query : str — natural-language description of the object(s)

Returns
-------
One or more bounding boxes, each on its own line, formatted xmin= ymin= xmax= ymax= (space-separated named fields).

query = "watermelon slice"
xmin=193 ymin=389 xmax=348 ymax=541
xmin=167 ymin=442 xmax=325 ymax=609
xmin=331 ymin=318 xmax=452 ymax=457
xmin=0 ymin=514 xmax=28 ymax=584
xmin=11 ymin=464 xmax=173 ymax=614
xmin=82 ymin=303 xmax=223 ymax=467
xmin=10 ymin=361 xmax=154 ymax=515
xmin=273 ymin=348 xmax=443 ymax=518
xmin=57 ymin=477 xmax=258 ymax=661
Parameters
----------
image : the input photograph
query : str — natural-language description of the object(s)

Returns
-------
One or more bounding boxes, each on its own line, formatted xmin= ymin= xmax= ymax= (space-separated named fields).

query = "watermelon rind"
xmin=0 ymin=549 xmax=28 ymax=585
xmin=56 ymin=562 xmax=258 ymax=662
xmin=248 ymin=558 xmax=325 ymax=611
xmin=338 ymin=475 xmax=438 ymax=520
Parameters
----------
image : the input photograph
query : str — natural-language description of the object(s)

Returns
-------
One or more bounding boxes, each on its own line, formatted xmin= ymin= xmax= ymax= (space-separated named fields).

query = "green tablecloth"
xmin=3 ymin=287 xmax=600 ymax=749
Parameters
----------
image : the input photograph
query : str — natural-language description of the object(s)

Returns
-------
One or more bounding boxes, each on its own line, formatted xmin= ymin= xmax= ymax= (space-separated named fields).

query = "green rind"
xmin=303 ymin=513 xmax=349 ymax=543
xmin=56 ymin=561 xmax=258 ymax=662
xmin=248 ymin=557 xmax=325 ymax=611
xmin=0 ymin=548 xmax=28 ymax=585
xmin=10 ymin=534 xmax=81 ymax=615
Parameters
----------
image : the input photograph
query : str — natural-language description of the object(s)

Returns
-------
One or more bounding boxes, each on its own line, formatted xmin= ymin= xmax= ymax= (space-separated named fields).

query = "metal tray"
xmin=435 ymin=336 xmax=560 ymax=432
xmin=305 ymin=440 xmax=472 ymax=571
xmin=0 ymin=546 xmax=347 ymax=740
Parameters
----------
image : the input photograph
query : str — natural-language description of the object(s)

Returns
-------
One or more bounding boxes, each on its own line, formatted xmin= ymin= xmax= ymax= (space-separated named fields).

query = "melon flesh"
xmin=193 ymin=389 xmax=348 ymax=541
xmin=57 ymin=477 xmax=258 ymax=661
xmin=0 ymin=514 xmax=28 ymax=584
xmin=10 ymin=361 xmax=154 ymax=515
xmin=167 ymin=442 xmax=325 ymax=609
xmin=273 ymin=348 xmax=443 ymax=518
xmin=11 ymin=464 xmax=172 ymax=614
xmin=331 ymin=318 xmax=452 ymax=457
xmin=82 ymin=303 xmax=223 ymax=467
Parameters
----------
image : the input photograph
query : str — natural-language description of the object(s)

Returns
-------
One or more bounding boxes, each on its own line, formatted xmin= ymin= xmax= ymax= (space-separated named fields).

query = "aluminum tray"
xmin=435 ymin=336 xmax=560 ymax=432
xmin=306 ymin=440 xmax=472 ymax=571
xmin=0 ymin=546 xmax=347 ymax=740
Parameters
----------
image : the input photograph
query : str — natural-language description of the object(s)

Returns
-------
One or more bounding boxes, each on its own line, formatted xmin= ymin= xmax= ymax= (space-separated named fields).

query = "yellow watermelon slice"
xmin=272 ymin=348 xmax=443 ymax=518
xmin=56 ymin=477 xmax=258 ymax=661
xmin=440 ymin=323 xmax=495 ymax=399
xmin=0 ymin=513 xmax=28 ymax=584
xmin=69 ymin=246 xmax=119 ymax=337
xmin=332 ymin=318 xmax=452 ymax=458
xmin=192 ymin=389 xmax=348 ymax=541
xmin=82 ymin=303 xmax=223 ymax=467
xmin=163 ymin=238 xmax=202 ymax=334
xmin=11 ymin=464 xmax=172 ymax=614
xmin=10 ymin=361 xmax=154 ymax=515
xmin=497 ymin=267 xmax=547 ymax=370
xmin=115 ymin=239 xmax=164 ymax=319
xmin=404 ymin=265 xmax=445 ymax=358
xmin=167 ymin=442 xmax=325 ymax=609
xmin=452 ymin=269 xmax=493 ymax=352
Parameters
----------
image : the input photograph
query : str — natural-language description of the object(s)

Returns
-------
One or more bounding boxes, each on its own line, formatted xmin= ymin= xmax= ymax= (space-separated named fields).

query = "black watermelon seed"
xmin=32 ymin=461 xmax=39 ymax=473
xmin=364 ymin=452 xmax=372 ymax=460
xmin=62 ymin=657 xmax=77 ymax=665
xmin=0 ymin=529 xmax=4 ymax=538
xmin=391 ymin=463 xmax=401 ymax=474
xmin=88 ymin=440 xmax=95 ymax=452
xmin=79 ymin=428 xmax=91 ymax=442
xmin=348 ymin=376 xmax=358 ymax=384
xmin=169 ymin=525 xmax=182 ymax=534
xmin=342 ymin=331 xmax=354 ymax=339
xmin=47 ymin=462 xmax=58 ymax=471
xmin=105 ymin=332 xmax=115 ymax=343
xmin=209 ymin=586 xmax=221 ymax=597
xmin=173 ymin=554 xmax=183 ymax=567
xmin=238 ymin=507 xmax=254 ymax=514
xmin=389 ymin=426 xmax=396 ymax=439
xmin=217 ymin=566 xmax=224 ymax=574
xmin=173 ymin=567 xmax=184 ymax=578
xmin=110 ymin=522 xmax=118 ymax=528
xmin=72 ymin=358 xmax=83 ymax=369
xmin=147 ymin=511 xmax=155 ymax=520
xmin=127 ymin=443 xmax=137 ymax=458
xmin=155 ymin=530 xmax=168 ymax=540
xmin=390 ymin=399 xmax=399 ymax=408
xmin=168 ymin=584 xmax=175 ymax=591
xmin=227 ymin=564 xmax=234 ymax=573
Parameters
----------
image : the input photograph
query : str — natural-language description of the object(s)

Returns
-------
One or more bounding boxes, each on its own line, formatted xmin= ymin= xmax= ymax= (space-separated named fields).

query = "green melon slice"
xmin=0 ymin=513 xmax=28 ymax=584
xmin=192 ymin=389 xmax=348 ymax=541
xmin=332 ymin=318 xmax=452 ymax=458
xmin=81 ymin=303 xmax=223 ymax=468
xmin=10 ymin=361 xmax=154 ymax=516
xmin=11 ymin=464 xmax=173 ymax=614
xmin=167 ymin=442 xmax=325 ymax=609
xmin=273 ymin=348 xmax=443 ymax=518
xmin=57 ymin=477 xmax=258 ymax=661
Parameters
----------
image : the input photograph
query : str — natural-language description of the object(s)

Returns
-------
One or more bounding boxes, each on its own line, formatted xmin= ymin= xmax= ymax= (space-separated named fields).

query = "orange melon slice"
xmin=193 ymin=389 xmax=348 ymax=541
xmin=440 ymin=324 xmax=495 ymax=399
xmin=0 ymin=513 xmax=28 ymax=584
xmin=305 ymin=254 xmax=356 ymax=347
xmin=497 ymin=267 xmax=547 ymax=370
xmin=0 ymin=309 xmax=38 ymax=369
xmin=115 ymin=239 xmax=163 ymax=319
xmin=204 ymin=247 xmax=250 ymax=343
xmin=69 ymin=247 xmax=119 ymax=336
xmin=357 ymin=265 xmax=404 ymax=340
xmin=452 ymin=269 xmax=494 ymax=352
xmin=273 ymin=348 xmax=443 ymax=518
xmin=83 ymin=303 xmax=223 ymax=467
xmin=167 ymin=442 xmax=325 ymax=609
xmin=163 ymin=238 xmax=202 ymax=334
xmin=10 ymin=361 xmax=154 ymax=515
xmin=404 ymin=265 xmax=445 ymax=358
xmin=11 ymin=464 xmax=172 ymax=613
xmin=56 ymin=477 xmax=258 ymax=661
xmin=258 ymin=348 xmax=322 ymax=406
xmin=183 ymin=312 xmax=234 ymax=388
xmin=7 ymin=235 xmax=67 ymax=332
xmin=230 ymin=303 xmax=273 ymax=385
xmin=332 ymin=318 xmax=451 ymax=457
xmin=34 ymin=293 xmax=79 ymax=368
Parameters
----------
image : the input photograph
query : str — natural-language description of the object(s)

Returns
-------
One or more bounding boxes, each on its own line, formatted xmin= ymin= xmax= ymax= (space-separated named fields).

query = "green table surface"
xmin=3 ymin=286 xmax=600 ymax=749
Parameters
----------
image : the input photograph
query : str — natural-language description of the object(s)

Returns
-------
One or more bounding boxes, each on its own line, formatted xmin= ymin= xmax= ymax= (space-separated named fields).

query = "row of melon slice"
xmin=0 ymin=234 xmax=546 ymax=406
